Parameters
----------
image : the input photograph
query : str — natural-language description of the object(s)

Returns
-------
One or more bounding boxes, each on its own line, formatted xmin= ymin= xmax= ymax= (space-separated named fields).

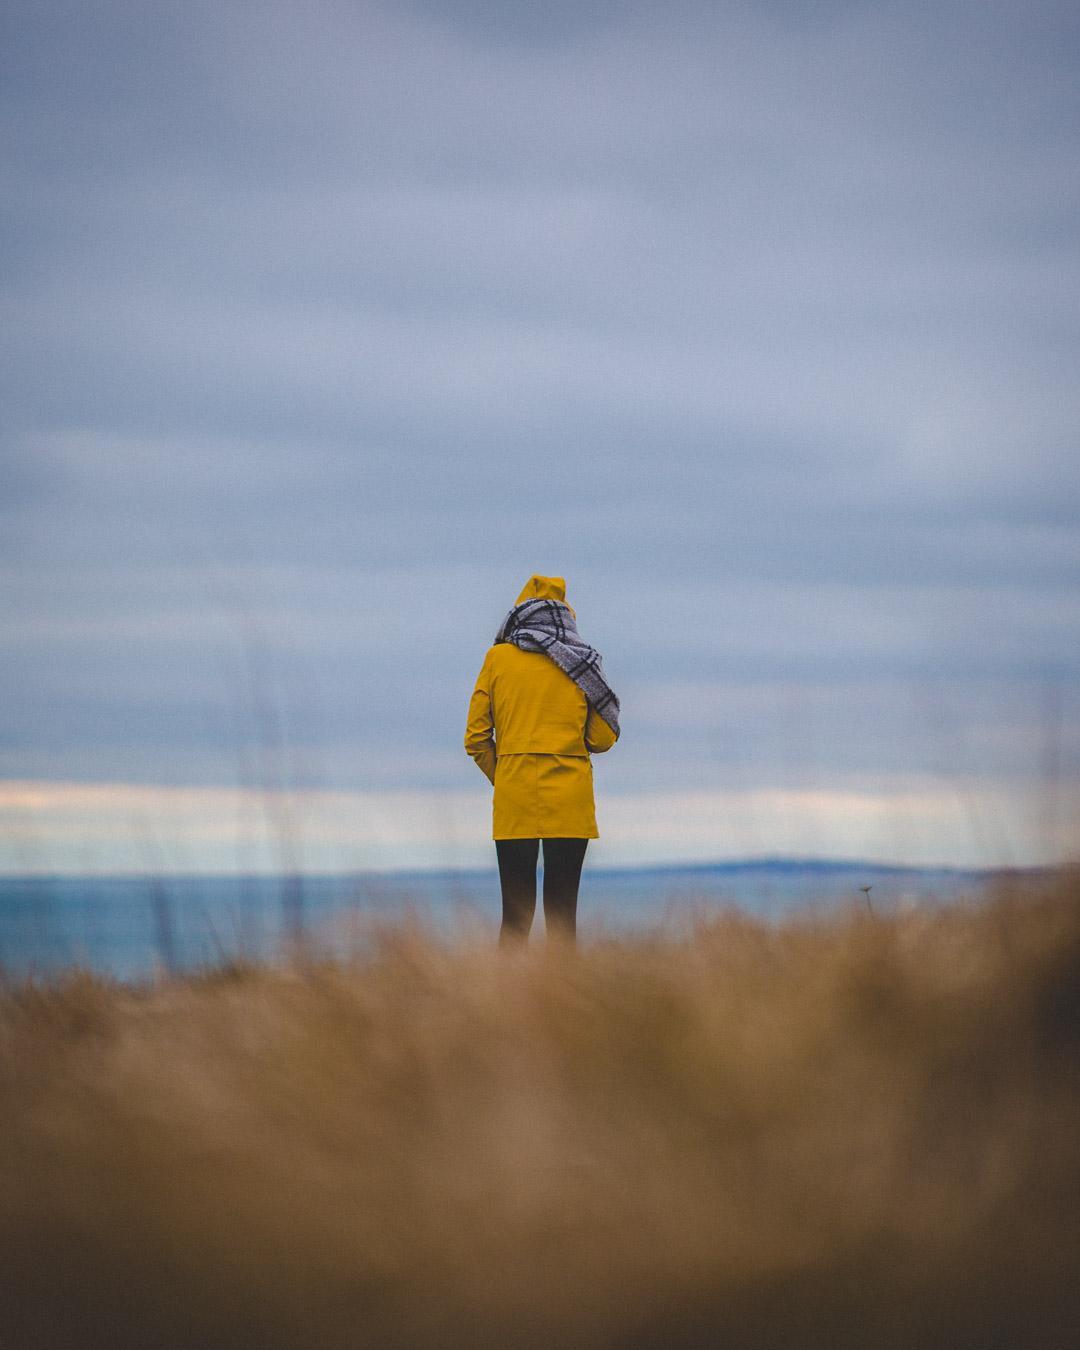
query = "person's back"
xmin=470 ymin=642 xmax=616 ymax=759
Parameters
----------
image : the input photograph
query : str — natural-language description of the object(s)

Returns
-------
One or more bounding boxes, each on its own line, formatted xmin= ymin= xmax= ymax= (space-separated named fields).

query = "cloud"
xmin=2 ymin=778 xmax=1074 ymax=873
xmin=2 ymin=0 xmax=1078 ymax=866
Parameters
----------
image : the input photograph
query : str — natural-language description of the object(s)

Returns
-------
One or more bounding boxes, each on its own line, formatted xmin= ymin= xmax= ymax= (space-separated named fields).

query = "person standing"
xmin=465 ymin=575 xmax=620 ymax=944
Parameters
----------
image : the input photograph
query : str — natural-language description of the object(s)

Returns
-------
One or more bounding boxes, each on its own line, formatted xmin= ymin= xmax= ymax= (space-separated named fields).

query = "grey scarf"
xmin=495 ymin=598 xmax=620 ymax=737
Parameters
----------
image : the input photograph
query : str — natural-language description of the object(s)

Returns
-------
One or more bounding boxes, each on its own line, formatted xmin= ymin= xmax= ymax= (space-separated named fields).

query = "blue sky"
xmin=3 ymin=0 xmax=1079 ymax=871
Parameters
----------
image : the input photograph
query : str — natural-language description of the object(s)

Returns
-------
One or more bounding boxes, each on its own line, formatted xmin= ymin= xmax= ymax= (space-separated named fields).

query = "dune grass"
xmin=2 ymin=871 xmax=1079 ymax=1349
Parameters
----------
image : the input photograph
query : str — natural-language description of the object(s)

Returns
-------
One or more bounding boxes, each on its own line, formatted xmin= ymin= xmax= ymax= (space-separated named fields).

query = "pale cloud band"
xmin=1 ymin=780 xmax=1072 ymax=875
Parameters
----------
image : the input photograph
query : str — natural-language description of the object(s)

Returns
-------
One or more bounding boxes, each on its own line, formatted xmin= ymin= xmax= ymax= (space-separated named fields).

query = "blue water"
xmin=0 ymin=859 xmax=1003 ymax=983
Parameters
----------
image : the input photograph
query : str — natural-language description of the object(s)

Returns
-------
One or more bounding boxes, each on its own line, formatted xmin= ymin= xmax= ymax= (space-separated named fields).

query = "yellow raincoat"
xmin=465 ymin=575 xmax=617 ymax=839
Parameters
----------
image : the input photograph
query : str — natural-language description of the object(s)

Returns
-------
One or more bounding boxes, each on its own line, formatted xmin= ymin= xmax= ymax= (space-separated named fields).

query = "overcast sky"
xmin=3 ymin=0 xmax=1078 ymax=871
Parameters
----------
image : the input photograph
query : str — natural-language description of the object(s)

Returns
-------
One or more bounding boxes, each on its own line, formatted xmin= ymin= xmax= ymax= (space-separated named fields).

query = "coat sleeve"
xmin=584 ymin=704 xmax=618 ymax=754
xmin=464 ymin=653 xmax=497 ymax=784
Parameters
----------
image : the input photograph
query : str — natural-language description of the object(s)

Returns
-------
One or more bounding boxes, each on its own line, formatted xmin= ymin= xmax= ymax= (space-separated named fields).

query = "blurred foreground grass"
xmin=2 ymin=873 xmax=1079 ymax=1349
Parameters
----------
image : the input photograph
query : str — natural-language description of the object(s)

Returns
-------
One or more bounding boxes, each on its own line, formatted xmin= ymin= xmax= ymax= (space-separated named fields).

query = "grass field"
xmin=2 ymin=871 xmax=1079 ymax=1349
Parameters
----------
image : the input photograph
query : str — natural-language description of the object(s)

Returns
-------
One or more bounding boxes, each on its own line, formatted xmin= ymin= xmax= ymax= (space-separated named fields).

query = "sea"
xmin=0 ymin=859 xmax=1007 ymax=983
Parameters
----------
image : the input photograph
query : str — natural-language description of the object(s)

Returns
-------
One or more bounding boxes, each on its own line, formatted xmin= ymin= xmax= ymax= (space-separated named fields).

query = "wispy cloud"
xmin=1 ymin=779 xmax=1073 ymax=874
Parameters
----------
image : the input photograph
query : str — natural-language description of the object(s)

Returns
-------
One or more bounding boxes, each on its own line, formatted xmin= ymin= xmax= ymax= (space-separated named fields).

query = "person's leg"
xmin=496 ymin=838 xmax=540 ymax=944
xmin=541 ymin=838 xmax=588 ymax=943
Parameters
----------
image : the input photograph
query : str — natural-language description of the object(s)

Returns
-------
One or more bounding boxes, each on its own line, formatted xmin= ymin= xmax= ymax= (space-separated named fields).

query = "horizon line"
xmin=0 ymin=853 xmax=1050 ymax=881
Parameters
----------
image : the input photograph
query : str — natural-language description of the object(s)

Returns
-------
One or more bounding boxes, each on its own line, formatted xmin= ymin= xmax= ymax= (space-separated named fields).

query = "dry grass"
xmin=2 ymin=872 xmax=1079 ymax=1349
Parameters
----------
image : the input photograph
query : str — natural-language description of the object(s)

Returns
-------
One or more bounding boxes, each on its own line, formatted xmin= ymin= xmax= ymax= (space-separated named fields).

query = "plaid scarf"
xmin=495 ymin=598 xmax=620 ymax=737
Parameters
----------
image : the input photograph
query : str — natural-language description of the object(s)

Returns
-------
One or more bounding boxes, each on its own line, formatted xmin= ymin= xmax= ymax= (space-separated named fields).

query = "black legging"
xmin=495 ymin=837 xmax=588 ymax=944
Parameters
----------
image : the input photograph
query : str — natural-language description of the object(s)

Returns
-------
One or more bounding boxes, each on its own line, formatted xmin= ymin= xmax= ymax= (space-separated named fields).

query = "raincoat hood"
xmin=515 ymin=574 xmax=567 ymax=604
